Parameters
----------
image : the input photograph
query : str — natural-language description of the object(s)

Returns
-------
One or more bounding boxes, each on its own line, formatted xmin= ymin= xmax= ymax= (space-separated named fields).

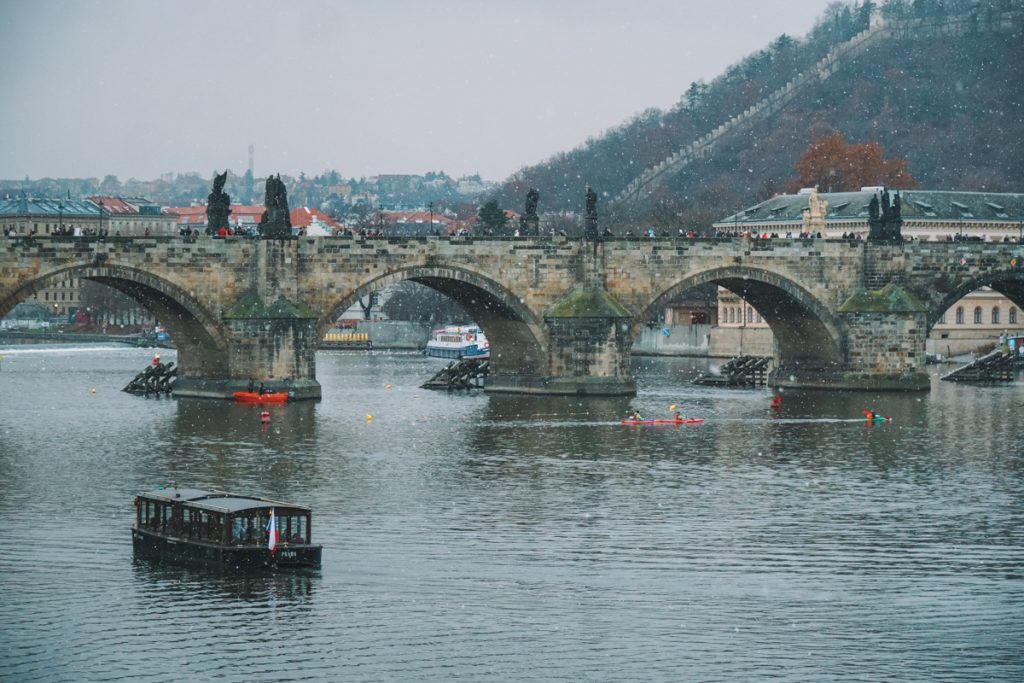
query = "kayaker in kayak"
xmin=631 ymin=410 xmax=642 ymax=421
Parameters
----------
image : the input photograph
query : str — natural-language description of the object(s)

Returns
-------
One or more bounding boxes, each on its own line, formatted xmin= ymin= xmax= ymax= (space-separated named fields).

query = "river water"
xmin=0 ymin=345 xmax=1021 ymax=682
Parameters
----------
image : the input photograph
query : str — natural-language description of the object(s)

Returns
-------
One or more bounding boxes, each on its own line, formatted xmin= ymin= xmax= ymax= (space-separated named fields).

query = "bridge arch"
xmin=2 ymin=264 xmax=231 ymax=378
xmin=322 ymin=265 xmax=549 ymax=375
xmin=638 ymin=265 xmax=847 ymax=370
xmin=924 ymin=268 xmax=1024 ymax=331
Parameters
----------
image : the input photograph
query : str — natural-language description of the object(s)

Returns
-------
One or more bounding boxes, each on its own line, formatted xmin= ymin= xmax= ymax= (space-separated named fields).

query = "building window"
xmin=991 ymin=307 xmax=1000 ymax=324
xmin=747 ymin=307 xmax=753 ymax=323
xmin=956 ymin=307 xmax=964 ymax=324
xmin=973 ymin=306 xmax=982 ymax=324
xmin=938 ymin=312 xmax=946 ymax=324
xmin=1011 ymin=308 xmax=1018 ymax=324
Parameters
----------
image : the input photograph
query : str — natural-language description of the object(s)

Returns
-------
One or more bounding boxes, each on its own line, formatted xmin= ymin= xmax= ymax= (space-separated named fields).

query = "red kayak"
xmin=233 ymin=391 xmax=289 ymax=403
xmin=621 ymin=418 xmax=704 ymax=426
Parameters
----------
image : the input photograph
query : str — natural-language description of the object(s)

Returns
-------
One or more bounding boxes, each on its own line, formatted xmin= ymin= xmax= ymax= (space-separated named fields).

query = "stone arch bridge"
xmin=2 ymin=236 xmax=1022 ymax=399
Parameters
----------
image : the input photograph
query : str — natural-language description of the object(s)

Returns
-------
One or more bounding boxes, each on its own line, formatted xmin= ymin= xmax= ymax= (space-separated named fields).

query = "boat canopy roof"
xmin=136 ymin=487 xmax=311 ymax=514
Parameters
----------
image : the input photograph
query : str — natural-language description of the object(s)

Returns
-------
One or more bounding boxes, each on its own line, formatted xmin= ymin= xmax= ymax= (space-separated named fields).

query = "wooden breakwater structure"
xmin=941 ymin=351 xmax=1017 ymax=383
xmin=421 ymin=359 xmax=489 ymax=390
xmin=693 ymin=355 xmax=770 ymax=387
xmin=123 ymin=361 xmax=177 ymax=395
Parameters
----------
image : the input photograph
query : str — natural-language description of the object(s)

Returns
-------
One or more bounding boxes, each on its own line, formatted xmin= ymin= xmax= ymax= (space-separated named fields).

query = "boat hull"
xmin=423 ymin=343 xmax=489 ymax=360
xmin=424 ymin=325 xmax=489 ymax=360
xmin=621 ymin=418 xmax=705 ymax=426
xmin=132 ymin=528 xmax=322 ymax=569
xmin=233 ymin=391 xmax=289 ymax=403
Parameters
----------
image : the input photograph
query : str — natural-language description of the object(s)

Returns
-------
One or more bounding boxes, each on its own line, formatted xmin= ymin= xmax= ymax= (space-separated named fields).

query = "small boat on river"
xmin=132 ymin=485 xmax=322 ymax=569
xmin=424 ymin=325 xmax=490 ymax=360
xmin=621 ymin=418 xmax=705 ymax=426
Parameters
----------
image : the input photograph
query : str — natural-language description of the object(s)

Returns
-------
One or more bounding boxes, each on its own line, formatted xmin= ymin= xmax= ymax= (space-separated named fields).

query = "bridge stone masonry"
xmin=2 ymin=235 xmax=1022 ymax=399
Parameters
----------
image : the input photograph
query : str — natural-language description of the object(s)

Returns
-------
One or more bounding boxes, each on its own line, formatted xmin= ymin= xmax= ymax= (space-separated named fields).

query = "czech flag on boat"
xmin=267 ymin=508 xmax=279 ymax=553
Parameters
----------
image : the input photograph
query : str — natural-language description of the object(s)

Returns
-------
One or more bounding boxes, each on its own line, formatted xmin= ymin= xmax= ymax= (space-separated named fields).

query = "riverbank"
xmin=0 ymin=329 xmax=165 ymax=346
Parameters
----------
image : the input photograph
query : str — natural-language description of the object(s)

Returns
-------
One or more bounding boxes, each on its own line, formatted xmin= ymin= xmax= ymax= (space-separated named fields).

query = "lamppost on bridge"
xmin=97 ymin=199 xmax=105 ymax=236
xmin=58 ymin=199 xmax=64 ymax=235
xmin=428 ymin=201 xmax=434 ymax=236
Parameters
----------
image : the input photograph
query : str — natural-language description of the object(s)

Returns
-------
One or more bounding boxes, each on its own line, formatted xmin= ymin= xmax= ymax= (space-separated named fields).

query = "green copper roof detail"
xmin=546 ymin=287 xmax=631 ymax=318
xmin=226 ymin=291 xmax=317 ymax=319
xmin=838 ymin=283 xmax=926 ymax=313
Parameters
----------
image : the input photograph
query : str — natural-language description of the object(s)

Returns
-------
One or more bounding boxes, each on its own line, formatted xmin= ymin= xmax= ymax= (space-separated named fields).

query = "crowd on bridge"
xmin=4 ymin=225 xmax=111 ymax=238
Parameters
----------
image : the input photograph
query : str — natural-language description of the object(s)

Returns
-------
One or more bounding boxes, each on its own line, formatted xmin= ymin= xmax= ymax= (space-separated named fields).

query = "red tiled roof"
xmin=88 ymin=196 xmax=137 ymax=214
xmin=290 ymin=206 xmax=341 ymax=229
xmin=166 ymin=204 xmax=265 ymax=226
xmin=382 ymin=210 xmax=452 ymax=226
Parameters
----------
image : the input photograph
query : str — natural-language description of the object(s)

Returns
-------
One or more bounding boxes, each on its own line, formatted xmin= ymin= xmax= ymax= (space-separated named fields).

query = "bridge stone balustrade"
xmin=2 ymin=235 xmax=1022 ymax=399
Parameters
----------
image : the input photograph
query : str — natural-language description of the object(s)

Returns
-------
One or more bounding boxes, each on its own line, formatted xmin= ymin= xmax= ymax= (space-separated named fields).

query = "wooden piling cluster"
xmin=941 ymin=351 xmax=1017 ymax=383
xmin=421 ymin=359 xmax=489 ymax=390
xmin=694 ymin=355 xmax=770 ymax=387
xmin=124 ymin=362 xmax=177 ymax=395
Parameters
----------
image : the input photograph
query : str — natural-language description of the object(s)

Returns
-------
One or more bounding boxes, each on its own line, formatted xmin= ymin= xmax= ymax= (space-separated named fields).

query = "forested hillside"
xmin=491 ymin=0 xmax=1024 ymax=230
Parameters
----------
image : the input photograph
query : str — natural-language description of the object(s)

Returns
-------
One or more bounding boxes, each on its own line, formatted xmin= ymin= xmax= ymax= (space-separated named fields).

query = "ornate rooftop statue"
xmin=206 ymin=171 xmax=232 ymax=234
xmin=258 ymin=174 xmax=293 ymax=239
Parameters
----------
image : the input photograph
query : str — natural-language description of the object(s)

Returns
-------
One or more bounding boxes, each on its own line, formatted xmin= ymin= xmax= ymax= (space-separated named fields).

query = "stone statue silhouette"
xmin=867 ymin=188 xmax=903 ymax=242
xmin=206 ymin=171 xmax=232 ymax=234
xmin=521 ymin=188 xmax=540 ymax=236
xmin=525 ymin=188 xmax=539 ymax=220
xmin=584 ymin=185 xmax=598 ymax=240
xmin=585 ymin=186 xmax=597 ymax=220
xmin=868 ymin=194 xmax=880 ymax=222
xmin=258 ymin=174 xmax=293 ymax=239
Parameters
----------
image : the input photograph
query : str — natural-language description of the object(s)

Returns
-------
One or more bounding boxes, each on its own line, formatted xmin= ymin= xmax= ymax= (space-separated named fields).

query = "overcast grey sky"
xmin=1 ymin=0 xmax=836 ymax=182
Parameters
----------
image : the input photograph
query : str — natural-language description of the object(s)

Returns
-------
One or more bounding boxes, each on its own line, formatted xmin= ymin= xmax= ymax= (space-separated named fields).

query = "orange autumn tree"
xmin=786 ymin=132 xmax=919 ymax=193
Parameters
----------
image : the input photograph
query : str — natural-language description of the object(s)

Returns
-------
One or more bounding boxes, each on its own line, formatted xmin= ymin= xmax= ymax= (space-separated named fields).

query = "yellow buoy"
xmin=91 ymin=388 xmax=97 ymax=394
xmin=385 ymin=384 xmax=392 ymax=390
xmin=365 ymin=414 xmax=373 ymax=422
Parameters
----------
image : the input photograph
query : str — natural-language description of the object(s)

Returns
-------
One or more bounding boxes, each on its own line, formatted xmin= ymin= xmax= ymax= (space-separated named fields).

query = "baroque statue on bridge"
xmin=867 ymin=187 xmax=903 ymax=242
xmin=584 ymin=185 xmax=598 ymax=240
xmin=205 ymin=171 xmax=232 ymax=235
xmin=258 ymin=174 xmax=293 ymax=239
xmin=521 ymin=188 xmax=540 ymax=236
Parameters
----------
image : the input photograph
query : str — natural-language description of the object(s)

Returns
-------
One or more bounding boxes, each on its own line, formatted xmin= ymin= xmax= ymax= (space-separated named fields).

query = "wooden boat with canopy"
xmin=132 ymin=485 xmax=322 ymax=569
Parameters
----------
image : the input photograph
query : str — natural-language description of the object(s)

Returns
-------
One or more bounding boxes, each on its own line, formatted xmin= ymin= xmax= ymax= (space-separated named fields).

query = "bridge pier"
xmin=171 ymin=241 xmax=324 ymax=401
xmin=171 ymin=312 xmax=323 ymax=400
xmin=770 ymin=283 xmax=931 ymax=391
xmin=486 ymin=287 xmax=636 ymax=396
